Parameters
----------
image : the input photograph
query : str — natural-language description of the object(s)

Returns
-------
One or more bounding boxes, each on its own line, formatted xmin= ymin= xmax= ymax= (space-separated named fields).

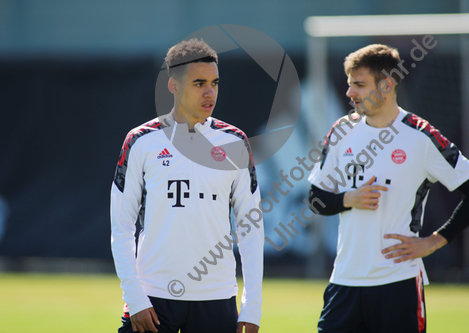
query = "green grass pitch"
xmin=1 ymin=273 xmax=468 ymax=332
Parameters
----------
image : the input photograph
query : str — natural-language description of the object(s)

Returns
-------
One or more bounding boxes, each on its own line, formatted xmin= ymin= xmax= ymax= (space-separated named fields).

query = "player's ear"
xmin=377 ymin=77 xmax=395 ymax=95
xmin=168 ymin=77 xmax=178 ymax=95
xmin=385 ymin=78 xmax=395 ymax=92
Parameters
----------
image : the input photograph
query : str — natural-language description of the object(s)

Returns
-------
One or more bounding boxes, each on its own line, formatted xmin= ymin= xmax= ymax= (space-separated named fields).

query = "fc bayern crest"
xmin=211 ymin=147 xmax=226 ymax=162
xmin=391 ymin=149 xmax=406 ymax=164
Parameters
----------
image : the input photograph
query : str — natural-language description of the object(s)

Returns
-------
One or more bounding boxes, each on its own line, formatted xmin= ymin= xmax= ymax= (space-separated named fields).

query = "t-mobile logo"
xmin=346 ymin=163 xmax=392 ymax=188
xmin=346 ymin=163 xmax=365 ymax=189
xmin=167 ymin=180 xmax=190 ymax=207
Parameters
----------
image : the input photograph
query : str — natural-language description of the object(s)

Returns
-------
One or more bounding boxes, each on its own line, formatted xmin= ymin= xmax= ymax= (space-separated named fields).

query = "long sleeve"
xmin=231 ymin=144 xmax=264 ymax=327
xmin=111 ymin=136 xmax=152 ymax=316
xmin=309 ymin=184 xmax=351 ymax=216
xmin=437 ymin=179 xmax=469 ymax=243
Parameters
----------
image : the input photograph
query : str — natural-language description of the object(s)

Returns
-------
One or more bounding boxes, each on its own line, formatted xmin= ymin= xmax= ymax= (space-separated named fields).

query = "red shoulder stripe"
xmin=118 ymin=121 xmax=161 ymax=166
xmin=405 ymin=114 xmax=449 ymax=149
xmin=211 ymin=119 xmax=249 ymax=142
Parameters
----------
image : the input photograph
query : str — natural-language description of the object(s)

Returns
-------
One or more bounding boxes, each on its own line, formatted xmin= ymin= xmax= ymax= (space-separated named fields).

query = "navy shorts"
xmin=318 ymin=276 xmax=426 ymax=333
xmin=118 ymin=296 xmax=238 ymax=333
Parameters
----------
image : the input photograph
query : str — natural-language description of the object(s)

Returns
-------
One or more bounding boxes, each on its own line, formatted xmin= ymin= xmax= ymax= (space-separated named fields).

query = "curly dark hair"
xmin=344 ymin=44 xmax=402 ymax=92
xmin=165 ymin=38 xmax=218 ymax=79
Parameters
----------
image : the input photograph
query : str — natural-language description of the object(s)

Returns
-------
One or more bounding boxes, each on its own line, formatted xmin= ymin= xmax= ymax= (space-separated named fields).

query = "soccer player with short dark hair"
xmin=308 ymin=44 xmax=469 ymax=332
xmin=111 ymin=38 xmax=263 ymax=333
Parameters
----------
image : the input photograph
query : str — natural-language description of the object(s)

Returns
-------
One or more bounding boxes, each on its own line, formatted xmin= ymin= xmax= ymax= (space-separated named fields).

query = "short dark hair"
xmin=344 ymin=44 xmax=402 ymax=91
xmin=165 ymin=38 xmax=218 ymax=79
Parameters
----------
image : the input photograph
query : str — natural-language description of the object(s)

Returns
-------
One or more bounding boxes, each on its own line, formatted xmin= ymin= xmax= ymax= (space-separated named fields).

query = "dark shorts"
xmin=118 ymin=296 xmax=238 ymax=333
xmin=318 ymin=276 xmax=426 ymax=333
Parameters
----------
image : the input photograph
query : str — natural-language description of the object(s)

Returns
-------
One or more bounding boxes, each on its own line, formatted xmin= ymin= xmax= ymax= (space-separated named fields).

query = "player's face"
xmin=346 ymin=67 xmax=385 ymax=117
xmin=176 ymin=62 xmax=219 ymax=126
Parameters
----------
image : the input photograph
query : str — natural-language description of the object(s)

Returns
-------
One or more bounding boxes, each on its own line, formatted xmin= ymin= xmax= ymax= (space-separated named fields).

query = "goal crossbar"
xmin=304 ymin=13 xmax=469 ymax=37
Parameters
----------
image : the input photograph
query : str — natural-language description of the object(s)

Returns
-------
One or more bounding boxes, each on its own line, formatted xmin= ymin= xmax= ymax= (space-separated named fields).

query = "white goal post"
xmin=304 ymin=13 xmax=469 ymax=274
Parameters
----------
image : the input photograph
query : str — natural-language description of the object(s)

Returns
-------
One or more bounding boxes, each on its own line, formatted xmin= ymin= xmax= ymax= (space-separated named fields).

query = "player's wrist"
xmin=430 ymin=232 xmax=448 ymax=251
xmin=343 ymin=191 xmax=352 ymax=208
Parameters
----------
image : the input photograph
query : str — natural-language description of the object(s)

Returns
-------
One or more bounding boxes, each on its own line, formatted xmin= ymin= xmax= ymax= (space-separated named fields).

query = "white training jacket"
xmin=111 ymin=114 xmax=264 ymax=326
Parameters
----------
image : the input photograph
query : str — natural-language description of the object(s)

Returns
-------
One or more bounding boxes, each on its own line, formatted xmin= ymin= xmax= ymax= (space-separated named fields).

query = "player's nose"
xmin=346 ymin=86 xmax=356 ymax=98
xmin=204 ymin=85 xmax=216 ymax=97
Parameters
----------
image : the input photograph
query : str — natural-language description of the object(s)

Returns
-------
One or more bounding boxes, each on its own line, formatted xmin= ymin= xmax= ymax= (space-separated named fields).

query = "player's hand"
xmin=237 ymin=321 xmax=260 ymax=333
xmin=130 ymin=307 xmax=160 ymax=332
xmin=343 ymin=176 xmax=388 ymax=210
xmin=381 ymin=232 xmax=448 ymax=263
